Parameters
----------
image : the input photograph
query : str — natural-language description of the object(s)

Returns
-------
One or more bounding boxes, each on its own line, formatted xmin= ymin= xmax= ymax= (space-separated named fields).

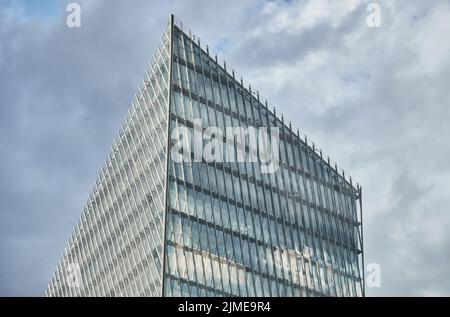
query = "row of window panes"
xmin=167 ymin=195 xmax=361 ymax=292
xmin=171 ymin=89 xmax=355 ymax=198
xmin=170 ymin=155 xmax=359 ymax=249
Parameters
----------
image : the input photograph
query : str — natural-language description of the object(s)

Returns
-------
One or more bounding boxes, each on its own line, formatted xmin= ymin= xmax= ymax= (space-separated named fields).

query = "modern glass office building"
xmin=46 ymin=15 xmax=364 ymax=297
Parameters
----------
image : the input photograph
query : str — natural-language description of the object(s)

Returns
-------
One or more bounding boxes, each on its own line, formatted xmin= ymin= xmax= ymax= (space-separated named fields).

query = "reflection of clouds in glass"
xmin=1 ymin=0 xmax=450 ymax=297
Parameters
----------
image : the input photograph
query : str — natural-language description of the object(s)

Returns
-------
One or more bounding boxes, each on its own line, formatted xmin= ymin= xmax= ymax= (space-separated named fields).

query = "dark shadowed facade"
xmin=46 ymin=15 xmax=364 ymax=297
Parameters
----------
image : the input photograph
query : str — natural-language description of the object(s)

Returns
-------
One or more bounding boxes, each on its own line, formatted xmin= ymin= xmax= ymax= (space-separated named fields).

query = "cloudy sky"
xmin=1 ymin=0 xmax=449 ymax=296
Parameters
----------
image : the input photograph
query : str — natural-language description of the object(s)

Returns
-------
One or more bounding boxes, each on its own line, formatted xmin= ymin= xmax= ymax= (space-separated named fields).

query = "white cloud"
xmin=257 ymin=0 xmax=360 ymax=35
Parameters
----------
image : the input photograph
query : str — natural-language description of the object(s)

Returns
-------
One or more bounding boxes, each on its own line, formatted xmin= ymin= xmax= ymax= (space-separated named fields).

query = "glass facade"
xmin=46 ymin=16 xmax=364 ymax=297
xmin=45 ymin=22 xmax=171 ymax=297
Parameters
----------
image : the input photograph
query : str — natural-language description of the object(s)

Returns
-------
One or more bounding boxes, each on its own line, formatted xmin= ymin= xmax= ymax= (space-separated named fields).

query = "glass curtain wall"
xmin=164 ymin=25 xmax=363 ymax=297
xmin=45 ymin=22 xmax=172 ymax=298
xmin=46 ymin=16 xmax=363 ymax=298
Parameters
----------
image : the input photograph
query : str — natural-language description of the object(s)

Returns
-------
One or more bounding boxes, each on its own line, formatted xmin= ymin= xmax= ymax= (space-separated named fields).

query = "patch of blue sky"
xmin=214 ymin=38 xmax=231 ymax=55
xmin=4 ymin=0 xmax=62 ymax=20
